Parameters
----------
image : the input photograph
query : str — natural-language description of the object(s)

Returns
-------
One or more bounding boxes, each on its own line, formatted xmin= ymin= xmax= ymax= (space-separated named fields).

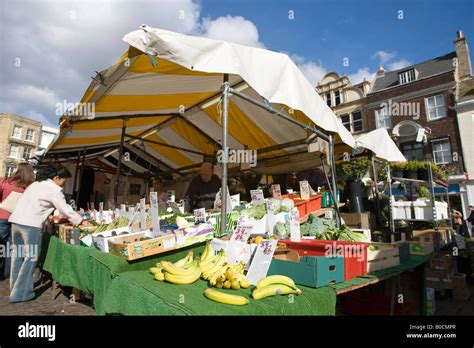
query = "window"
xmin=340 ymin=112 xmax=363 ymax=133
xmin=23 ymin=147 xmax=32 ymax=160
xmin=8 ymin=145 xmax=19 ymax=159
xmin=399 ymin=69 xmax=415 ymax=85
xmin=425 ymin=94 xmax=446 ymax=120
xmin=26 ymin=129 xmax=35 ymax=142
xmin=5 ymin=166 xmax=15 ymax=177
xmin=352 ymin=111 xmax=363 ymax=132
xmin=326 ymin=93 xmax=332 ymax=107
xmin=335 ymin=90 xmax=341 ymax=106
xmin=401 ymin=142 xmax=425 ymax=161
xmin=341 ymin=114 xmax=350 ymax=131
xmin=11 ymin=125 xmax=22 ymax=139
xmin=375 ymin=107 xmax=392 ymax=129
xmin=431 ymin=138 xmax=452 ymax=165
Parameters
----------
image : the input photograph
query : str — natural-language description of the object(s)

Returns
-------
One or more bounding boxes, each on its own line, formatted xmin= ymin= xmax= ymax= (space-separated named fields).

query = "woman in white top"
xmin=8 ymin=164 xmax=82 ymax=303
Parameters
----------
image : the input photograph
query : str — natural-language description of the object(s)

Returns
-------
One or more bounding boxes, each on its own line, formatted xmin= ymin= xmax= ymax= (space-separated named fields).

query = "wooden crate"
xmin=408 ymin=241 xmax=434 ymax=256
xmin=412 ymin=228 xmax=453 ymax=247
xmin=367 ymin=243 xmax=401 ymax=273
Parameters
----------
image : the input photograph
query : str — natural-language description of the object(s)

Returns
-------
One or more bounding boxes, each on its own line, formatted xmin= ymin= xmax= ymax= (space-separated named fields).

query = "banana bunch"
xmin=150 ymin=251 xmax=201 ymax=284
xmin=204 ymin=288 xmax=249 ymax=306
xmin=209 ymin=262 xmax=250 ymax=290
xmin=252 ymin=275 xmax=302 ymax=300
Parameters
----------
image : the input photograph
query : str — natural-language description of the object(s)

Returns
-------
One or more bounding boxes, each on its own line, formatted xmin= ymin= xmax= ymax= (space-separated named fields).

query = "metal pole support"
xmin=220 ymin=75 xmax=230 ymax=235
xmin=328 ymin=134 xmax=341 ymax=228
xmin=114 ymin=118 xmax=127 ymax=205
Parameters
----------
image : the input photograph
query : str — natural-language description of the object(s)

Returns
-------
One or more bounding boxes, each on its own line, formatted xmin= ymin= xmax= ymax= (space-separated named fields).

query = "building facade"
xmin=0 ymin=113 xmax=59 ymax=177
xmin=316 ymin=72 xmax=372 ymax=135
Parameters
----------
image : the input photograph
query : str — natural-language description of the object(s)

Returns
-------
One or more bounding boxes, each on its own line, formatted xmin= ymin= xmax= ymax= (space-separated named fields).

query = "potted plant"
xmin=405 ymin=160 xmax=419 ymax=180
xmin=339 ymin=158 xmax=371 ymax=213
xmin=417 ymin=162 xmax=429 ymax=181
xmin=417 ymin=185 xmax=430 ymax=200
xmin=391 ymin=162 xmax=406 ymax=179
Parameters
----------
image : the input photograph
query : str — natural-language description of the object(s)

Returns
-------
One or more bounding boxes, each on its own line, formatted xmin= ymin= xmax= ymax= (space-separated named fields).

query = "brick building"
xmin=0 ymin=113 xmax=59 ymax=177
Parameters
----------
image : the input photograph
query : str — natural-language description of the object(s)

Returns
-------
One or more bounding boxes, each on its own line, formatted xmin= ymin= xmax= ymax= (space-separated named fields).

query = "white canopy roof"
xmin=355 ymin=128 xmax=407 ymax=162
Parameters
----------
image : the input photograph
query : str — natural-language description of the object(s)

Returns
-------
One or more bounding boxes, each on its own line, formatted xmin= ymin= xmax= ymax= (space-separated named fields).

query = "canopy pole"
xmin=328 ymin=134 xmax=341 ymax=228
xmin=371 ymin=156 xmax=382 ymax=228
xmin=114 ymin=118 xmax=127 ymax=205
xmin=75 ymin=149 xmax=86 ymax=208
xmin=220 ymin=74 xmax=230 ymax=235
xmin=72 ymin=149 xmax=81 ymax=202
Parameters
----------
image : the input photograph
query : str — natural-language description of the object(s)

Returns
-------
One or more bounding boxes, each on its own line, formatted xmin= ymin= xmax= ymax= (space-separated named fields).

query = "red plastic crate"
xmin=281 ymin=194 xmax=299 ymax=200
xmin=306 ymin=194 xmax=322 ymax=213
xmin=293 ymin=200 xmax=307 ymax=217
xmin=280 ymin=239 xmax=369 ymax=282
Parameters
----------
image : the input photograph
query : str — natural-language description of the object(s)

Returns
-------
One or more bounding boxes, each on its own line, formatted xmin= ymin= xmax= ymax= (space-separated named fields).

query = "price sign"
xmin=271 ymin=184 xmax=282 ymax=199
xmin=90 ymin=202 xmax=95 ymax=211
xmin=250 ymin=189 xmax=265 ymax=205
xmin=246 ymin=240 xmax=278 ymax=285
xmin=150 ymin=192 xmax=160 ymax=233
xmin=194 ymin=208 xmax=206 ymax=224
xmin=324 ymin=210 xmax=334 ymax=219
xmin=230 ymin=215 xmax=253 ymax=243
xmin=266 ymin=200 xmax=275 ymax=236
xmin=299 ymin=181 xmax=310 ymax=200
xmin=230 ymin=194 xmax=240 ymax=209
xmin=289 ymin=207 xmax=301 ymax=242
xmin=140 ymin=198 xmax=146 ymax=230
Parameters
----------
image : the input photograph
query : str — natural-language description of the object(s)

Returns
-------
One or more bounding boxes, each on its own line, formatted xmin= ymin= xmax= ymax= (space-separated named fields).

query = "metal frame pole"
xmin=114 ymin=118 xmax=127 ymax=205
xmin=75 ymin=149 xmax=86 ymax=208
xmin=220 ymin=75 xmax=230 ymax=235
xmin=72 ymin=149 xmax=81 ymax=200
xmin=371 ymin=156 xmax=382 ymax=227
xmin=387 ymin=163 xmax=395 ymax=234
xmin=328 ymin=134 xmax=341 ymax=228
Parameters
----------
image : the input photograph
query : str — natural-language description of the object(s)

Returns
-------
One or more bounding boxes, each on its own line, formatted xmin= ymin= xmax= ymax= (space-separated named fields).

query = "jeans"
xmin=0 ymin=219 xmax=11 ymax=279
xmin=9 ymin=223 xmax=42 ymax=303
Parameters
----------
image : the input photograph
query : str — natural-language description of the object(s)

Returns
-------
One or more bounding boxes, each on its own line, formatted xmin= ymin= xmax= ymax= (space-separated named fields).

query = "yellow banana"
xmin=230 ymin=261 xmax=245 ymax=274
xmin=164 ymin=266 xmax=201 ymax=285
xmin=200 ymin=250 xmax=225 ymax=274
xmin=204 ymin=288 xmax=249 ymax=306
xmin=209 ymin=267 xmax=227 ymax=286
xmin=173 ymin=251 xmax=194 ymax=268
xmin=252 ymin=284 xmax=302 ymax=300
xmin=161 ymin=260 xmax=199 ymax=276
xmin=239 ymin=276 xmax=250 ymax=289
xmin=201 ymin=241 xmax=214 ymax=262
xmin=149 ymin=267 xmax=161 ymax=275
xmin=256 ymin=275 xmax=297 ymax=290
xmin=154 ymin=271 xmax=165 ymax=281
xmin=202 ymin=256 xmax=228 ymax=280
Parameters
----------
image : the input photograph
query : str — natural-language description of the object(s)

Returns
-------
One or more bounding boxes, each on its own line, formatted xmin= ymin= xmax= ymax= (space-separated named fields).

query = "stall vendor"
xmin=151 ymin=176 xmax=168 ymax=202
xmin=185 ymin=162 xmax=221 ymax=211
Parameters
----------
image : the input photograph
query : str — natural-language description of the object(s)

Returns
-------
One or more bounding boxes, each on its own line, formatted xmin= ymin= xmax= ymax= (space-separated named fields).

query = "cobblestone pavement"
xmin=0 ymin=273 xmax=95 ymax=316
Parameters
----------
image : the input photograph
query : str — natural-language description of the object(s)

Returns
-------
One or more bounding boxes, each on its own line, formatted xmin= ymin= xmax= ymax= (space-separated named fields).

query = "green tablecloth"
xmin=43 ymin=237 xmax=428 ymax=316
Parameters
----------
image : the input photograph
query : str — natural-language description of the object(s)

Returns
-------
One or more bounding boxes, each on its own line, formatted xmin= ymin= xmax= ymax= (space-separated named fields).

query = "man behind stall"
xmin=185 ymin=162 xmax=221 ymax=211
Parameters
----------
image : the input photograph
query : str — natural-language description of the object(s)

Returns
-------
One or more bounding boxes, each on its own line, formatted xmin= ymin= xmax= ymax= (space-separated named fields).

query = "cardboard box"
xmin=92 ymin=227 xmax=135 ymax=253
xmin=341 ymin=213 xmax=371 ymax=229
xmin=108 ymin=231 xmax=176 ymax=260
xmin=267 ymin=255 xmax=344 ymax=288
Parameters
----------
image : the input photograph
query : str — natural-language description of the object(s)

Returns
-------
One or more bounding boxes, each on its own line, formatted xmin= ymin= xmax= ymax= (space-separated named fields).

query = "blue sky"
xmin=1 ymin=0 xmax=473 ymax=126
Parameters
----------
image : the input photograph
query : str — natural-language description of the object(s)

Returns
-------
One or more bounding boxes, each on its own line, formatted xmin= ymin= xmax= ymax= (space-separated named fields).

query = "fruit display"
xmin=203 ymin=288 xmax=249 ymax=306
xmin=150 ymin=251 xmax=201 ymax=285
xmin=252 ymin=275 xmax=302 ymax=300
xmin=94 ymin=216 xmax=129 ymax=234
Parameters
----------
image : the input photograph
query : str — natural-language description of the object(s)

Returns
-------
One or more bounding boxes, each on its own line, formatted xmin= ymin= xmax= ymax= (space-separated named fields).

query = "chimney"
xmin=454 ymin=30 xmax=472 ymax=79
xmin=377 ymin=66 xmax=385 ymax=76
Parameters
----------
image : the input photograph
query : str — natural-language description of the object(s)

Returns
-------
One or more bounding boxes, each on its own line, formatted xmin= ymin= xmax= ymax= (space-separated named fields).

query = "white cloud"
xmin=290 ymin=54 xmax=327 ymax=86
xmin=373 ymin=50 xmax=397 ymax=65
xmin=200 ymin=15 xmax=264 ymax=48
xmin=388 ymin=58 xmax=412 ymax=71
xmin=349 ymin=68 xmax=376 ymax=84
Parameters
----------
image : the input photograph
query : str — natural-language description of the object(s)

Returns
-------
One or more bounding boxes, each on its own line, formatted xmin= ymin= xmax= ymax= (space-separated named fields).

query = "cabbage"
xmin=279 ymin=198 xmax=295 ymax=212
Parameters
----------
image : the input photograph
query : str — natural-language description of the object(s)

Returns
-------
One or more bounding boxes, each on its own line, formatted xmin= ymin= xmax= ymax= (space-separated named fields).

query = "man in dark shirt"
xmin=185 ymin=162 xmax=221 ymax=211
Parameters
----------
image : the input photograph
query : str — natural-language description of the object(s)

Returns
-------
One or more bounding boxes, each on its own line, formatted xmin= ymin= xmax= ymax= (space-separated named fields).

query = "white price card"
xmin=299 ymin=181 xmax=310 ymax=200
xmin=80 ymin=234 xmax=93 ymax=247
xmin=324 ymin=210 xmax=334 ymax=219
xmin=246 ymin=240 xmax=278 ymax=285
xmin=271 ymin=184 xmax=282 ymax=199
xmin=194 ymin=208 xmax=206 ymax=224
xmin=266 ymin=200 xmax=275 ymax=236
xmin=140 ymin=198 xmax=146 ymax=230
xmin=120 ymin=204 xmax=126 ymax=212
xmin=230 ymin=215 xmax=253 ymax=243
xmin=230 ymin=194 xmax=240 ymax=209
xmin=150 ymin=192 xmax=160 ymax=233
xmin=250 ymin=189 xmax=265 ymax=205
xmin=289 ymin=207 xmax=301 ymax=242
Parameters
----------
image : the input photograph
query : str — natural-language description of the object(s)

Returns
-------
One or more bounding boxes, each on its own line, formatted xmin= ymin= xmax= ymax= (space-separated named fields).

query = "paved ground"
xmin=0 ymin=272 xmax=95 ymax=316
xmin=435 ymin=282 xmax=474 ymax=315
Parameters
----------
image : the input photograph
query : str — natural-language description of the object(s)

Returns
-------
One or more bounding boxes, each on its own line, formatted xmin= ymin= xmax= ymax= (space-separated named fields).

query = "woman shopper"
xmin=8 ymin=164 xmax=83 ymax=303
xmin=0 ymin=163 xmax=36 ymax=280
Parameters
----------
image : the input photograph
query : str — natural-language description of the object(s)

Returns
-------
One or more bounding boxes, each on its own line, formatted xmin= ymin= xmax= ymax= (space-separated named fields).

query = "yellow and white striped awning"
xmin=47 ymin=25 xmax=355 ymax=173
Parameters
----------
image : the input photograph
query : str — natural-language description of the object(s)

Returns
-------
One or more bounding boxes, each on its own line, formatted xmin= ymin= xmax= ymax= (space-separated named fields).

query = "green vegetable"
xmin=274 ymin=221 xmax=290 ymax=239
xmin=240 ymin=204 xmax=267 ymax=220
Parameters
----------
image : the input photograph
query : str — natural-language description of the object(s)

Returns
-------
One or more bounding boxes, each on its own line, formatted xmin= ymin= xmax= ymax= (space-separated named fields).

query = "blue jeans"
xmin=9 ymin=223 xmax=42 ymax=303
xmin=0 ymin=219 xmax=11 ymax=279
